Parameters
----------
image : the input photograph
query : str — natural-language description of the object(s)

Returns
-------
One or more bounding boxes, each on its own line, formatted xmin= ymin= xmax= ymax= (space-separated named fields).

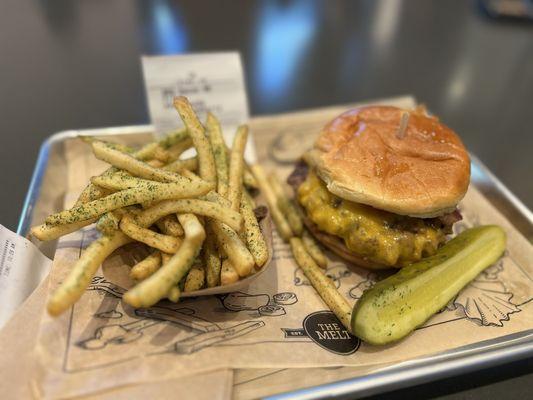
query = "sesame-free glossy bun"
xmin=305 ymin=106 xmax=470 ymax=217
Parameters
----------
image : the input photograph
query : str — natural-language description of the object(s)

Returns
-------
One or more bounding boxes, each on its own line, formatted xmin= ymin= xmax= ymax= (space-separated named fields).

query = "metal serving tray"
xmin=18 ymin=124 xmax=533 ymax=399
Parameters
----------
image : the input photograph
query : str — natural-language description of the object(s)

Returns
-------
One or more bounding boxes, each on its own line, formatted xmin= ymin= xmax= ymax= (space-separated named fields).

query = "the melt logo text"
xmin=315 ymin=322 xmax=351 ymax=340
xmin=303 ymin=311 xmax=360 ymax=355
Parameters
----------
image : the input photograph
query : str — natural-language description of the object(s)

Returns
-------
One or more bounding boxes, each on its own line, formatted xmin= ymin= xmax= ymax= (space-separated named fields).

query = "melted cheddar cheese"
xmin=298 ymin=171 xmax=445 ymax=266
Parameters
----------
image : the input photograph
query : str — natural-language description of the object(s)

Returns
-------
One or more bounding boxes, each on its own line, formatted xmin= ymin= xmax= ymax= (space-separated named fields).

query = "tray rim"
xmin=267 ymin=330 xmax=533 ymax=400
xmin=17 ymin=124 xmax=533 ymax=399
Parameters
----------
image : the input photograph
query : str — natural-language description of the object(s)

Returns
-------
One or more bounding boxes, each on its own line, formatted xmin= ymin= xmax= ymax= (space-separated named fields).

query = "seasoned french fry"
xmin=146 ymin=159 xmax=165 ymax=168
xmin=243 ymin=166 xmax=258 ymax=190
xmin=224 ymin=146 xmax=258 ymax=190
xmin=184 ymin=263 xmax=205 ymax=292
xmin=207 ymin=192 xmax=255 ymax=277
xmin=90 ymin=170 xmax=130 ymax=191
xmin=206 ymin=113 xmax=229 ymax=196
xmin=96 ymin=211 xmax=122 ymax=235
xmin=167 ymin=286 xmax=181 ymax=303
xmin=204 ymin=225 xmax=221 ymax=287
xmin=92 ymin=140 xmax=192 ymax=184
xmin=134 ymin=129 xmax=189 ymax=160
xmin=114 ymin=206 xmax=142 ymax=217
xmin=120 ymin=214 xmax=182 ymax=254
xmin=152 ymin=146 xmax=171 ymax=162
xmin=90 ymin=171 xmax=154 ymax=191
xmin=45 ymin=179 xmax=212 ymax=225
xmin=123 ymin=214 xmax=205 ymax=308
xmin=268 ymin=173 xmax=303 ymax=236
xmin=163 ymin=157 xmax=198 ymax=173
xmin=204 ymin=191 xmax=231 ymax=207
xmin=157 ymin=129 xmax=190 ymax=149
xmin=250 ymin=164 xmax=293 ymax=241
xmin=93 ymin=170 xmax=211 ymax=195
xmin=220 ymin=259 xmax=239 ymax=285
xmin=156 ymin=215 xmax=184 ymax=237
xmin=130 ymin=251 xmax=162 ymax=281
xmin=30 ymin=219 xmax=97 ymax=241
xmin=290 ymin=237 xmax=352 ymax=331
xmin=47 ymin=230 xmax=132 ymax=316
xmin=155 ymin=219 xmax=171 ymax=235
xmin=132 ymin=142 xmax=161 ymax=161
xmin=161 ymin=252 xmax=172 ymax=265
xmin=165 ymin=137 xmax=193 ymax=161
xmin=135 ymin=198 xmax=243 ymax=232
xmin=228 ymin=125 xmax=248 ymax=211
xmin=173 ymin=96 xmax=216 ymax=184
xmin=79 ymin=136 xmax=135 ymax=154
xmin=241 ymin=191 xmax=269 ymax=267
xmin=180 ymin=169 xmax=202 ymax=182
xmin=211 ymin=221 xmax=254 ymax=277
xmin=74 ymin=183 xmax=111 ymax=207
xmin=302 ymin=229 xmax=328 ymax=269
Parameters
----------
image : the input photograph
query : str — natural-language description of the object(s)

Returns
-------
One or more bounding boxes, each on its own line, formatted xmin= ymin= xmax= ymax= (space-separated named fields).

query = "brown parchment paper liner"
xmin=0 ymin=277 xmax=233 ymax=400
xmin=20 ymin=96 xmax=532 ymax=399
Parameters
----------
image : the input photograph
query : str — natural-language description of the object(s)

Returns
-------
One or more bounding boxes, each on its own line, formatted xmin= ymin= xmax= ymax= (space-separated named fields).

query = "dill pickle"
xmin=351 ymin=225 xmax=506 ymax=345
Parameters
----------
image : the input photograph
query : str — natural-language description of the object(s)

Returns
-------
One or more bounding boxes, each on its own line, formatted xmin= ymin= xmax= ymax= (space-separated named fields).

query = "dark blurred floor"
xmin=0 ymin=0 xmax=532 ymax=396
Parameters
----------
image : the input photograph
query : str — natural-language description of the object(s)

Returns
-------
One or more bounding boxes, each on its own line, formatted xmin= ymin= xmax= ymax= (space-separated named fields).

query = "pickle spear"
xmin=351 ymin=225 xmax=506 ymax=345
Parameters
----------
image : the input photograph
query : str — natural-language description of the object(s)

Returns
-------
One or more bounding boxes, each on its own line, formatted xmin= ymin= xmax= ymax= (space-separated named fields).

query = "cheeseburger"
xmin=288 ymin=106 xmax=470 ymax=269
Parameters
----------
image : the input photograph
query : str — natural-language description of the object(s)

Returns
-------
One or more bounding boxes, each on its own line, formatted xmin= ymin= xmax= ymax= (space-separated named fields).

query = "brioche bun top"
xmin=305 ymin=106 xmax=470 ymax=217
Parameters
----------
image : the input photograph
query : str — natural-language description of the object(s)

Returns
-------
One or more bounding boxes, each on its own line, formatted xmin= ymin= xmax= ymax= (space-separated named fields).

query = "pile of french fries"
xmin=250 ymin=166 xmax=353 ymax=331
xmin=31 ymin=97 xmax=269 ymax=316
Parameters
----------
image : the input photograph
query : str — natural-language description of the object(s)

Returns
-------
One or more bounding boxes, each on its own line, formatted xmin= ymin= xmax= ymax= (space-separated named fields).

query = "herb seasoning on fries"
xmin=31 ymin=97 xmax=269 ymax=315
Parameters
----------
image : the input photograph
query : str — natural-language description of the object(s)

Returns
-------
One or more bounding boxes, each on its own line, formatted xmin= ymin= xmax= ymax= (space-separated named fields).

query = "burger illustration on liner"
xmin=288 ymin=106 xmax=470 ymax=269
